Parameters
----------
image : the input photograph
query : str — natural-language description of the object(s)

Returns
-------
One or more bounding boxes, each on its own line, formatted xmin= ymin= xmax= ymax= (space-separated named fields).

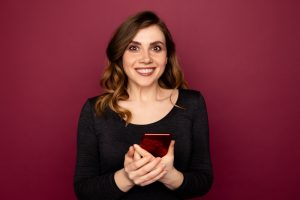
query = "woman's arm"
xmin=174 ymin=92 xmax=213 ymax=198
xmin=74 ymin=100 xmax=126 ymax=200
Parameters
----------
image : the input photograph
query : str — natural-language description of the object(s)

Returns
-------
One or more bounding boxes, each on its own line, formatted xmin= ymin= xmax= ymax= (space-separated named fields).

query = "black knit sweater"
xmin=74 ymin=89 xmax=213 ymax=200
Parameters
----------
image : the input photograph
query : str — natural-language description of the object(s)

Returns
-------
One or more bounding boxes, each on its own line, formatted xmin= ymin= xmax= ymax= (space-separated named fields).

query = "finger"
xmin=136 ymin=157 xmax=162 ymax=176
xmin=140 ymin=170 xmax=168 ymax=186
xmin=166 ymin=140 xmax=175 ymax=156
xmin=134 ymin=151 xmax=142 ymax=160
xmin=126 ymin=146 xmax=135 ymax=158
xmin=133 ymin=144 xmax=154 ymax=158
xmin=127 ymin=157 xmax=162 ymax=182
xmin=134 ymin=162 xmax=166 ymax=185
xmin=126 ymin=155 xmax=153 ymax=171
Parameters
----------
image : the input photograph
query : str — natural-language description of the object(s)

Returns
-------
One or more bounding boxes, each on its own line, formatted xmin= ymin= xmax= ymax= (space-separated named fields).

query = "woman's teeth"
xmin=135 ymin=68 xmax=155 ymax=76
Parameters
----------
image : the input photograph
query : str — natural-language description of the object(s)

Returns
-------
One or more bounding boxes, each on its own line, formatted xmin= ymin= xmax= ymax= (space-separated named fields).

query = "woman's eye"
xmin=128 ymin=45 xmax=139 ymax=51
xmin=152 ymin=46 xmax=162 ymax=52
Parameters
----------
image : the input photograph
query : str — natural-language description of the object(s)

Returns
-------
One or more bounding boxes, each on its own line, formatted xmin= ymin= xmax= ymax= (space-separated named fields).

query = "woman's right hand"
xmin=124 ymin=145 xmax=167 ymax=187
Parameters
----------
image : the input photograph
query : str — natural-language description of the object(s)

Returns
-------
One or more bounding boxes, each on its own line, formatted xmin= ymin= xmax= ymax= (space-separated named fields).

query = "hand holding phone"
xmin=140 ymin=133 xmax=172 ymax=157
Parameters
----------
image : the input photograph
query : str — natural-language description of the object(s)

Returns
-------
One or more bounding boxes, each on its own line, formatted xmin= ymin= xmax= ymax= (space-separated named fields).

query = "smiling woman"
xmin=97 ymin=11 xmax=188 ymax=123
xmin=74 ymin=11 xmax=213 ymax=200
xmin=122 ymin=25 xmax=168 ymax=91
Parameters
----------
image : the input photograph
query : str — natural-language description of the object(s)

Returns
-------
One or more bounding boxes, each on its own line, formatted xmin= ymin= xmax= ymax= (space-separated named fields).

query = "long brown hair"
xmin=95 ymin=11 xmax=188 ymax=123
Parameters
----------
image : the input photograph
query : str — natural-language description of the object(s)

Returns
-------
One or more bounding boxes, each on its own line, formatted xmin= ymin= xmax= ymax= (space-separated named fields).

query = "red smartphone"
xmin=140 ymin=133 xmax=172 ymax=157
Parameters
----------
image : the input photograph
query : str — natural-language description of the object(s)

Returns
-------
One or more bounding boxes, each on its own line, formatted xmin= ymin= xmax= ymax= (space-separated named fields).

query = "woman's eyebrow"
xmin=129 ymin=41 xmax=141 ymax=45
xmin=130 ymin=40 xmax=166 ymax=46
xmin=150 ymin=41 xmax=165 ymax=46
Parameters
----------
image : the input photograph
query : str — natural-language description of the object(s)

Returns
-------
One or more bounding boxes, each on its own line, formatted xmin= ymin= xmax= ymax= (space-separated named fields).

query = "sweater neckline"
xmin=127 ymin=89 xmax=182 ymax=127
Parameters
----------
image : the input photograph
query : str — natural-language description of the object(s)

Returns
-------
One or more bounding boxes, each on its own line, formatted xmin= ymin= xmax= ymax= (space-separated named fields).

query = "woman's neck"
xmin=126 ymin=84 xmax=167 ymax=102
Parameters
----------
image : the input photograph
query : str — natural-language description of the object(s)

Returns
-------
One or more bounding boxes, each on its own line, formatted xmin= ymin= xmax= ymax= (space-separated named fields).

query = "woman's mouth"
xmin=135 ymin=67 xmax=155 ymax=76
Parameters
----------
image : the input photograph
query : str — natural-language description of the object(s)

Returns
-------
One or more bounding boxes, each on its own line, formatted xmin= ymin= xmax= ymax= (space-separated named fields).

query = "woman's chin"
xmin=129 ymin=79 xmax=159 ymax=89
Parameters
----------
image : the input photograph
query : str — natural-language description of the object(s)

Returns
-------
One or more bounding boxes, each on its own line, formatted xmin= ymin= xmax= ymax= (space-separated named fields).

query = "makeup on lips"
xmin=135 ymin=67 xmax=156 ymax=76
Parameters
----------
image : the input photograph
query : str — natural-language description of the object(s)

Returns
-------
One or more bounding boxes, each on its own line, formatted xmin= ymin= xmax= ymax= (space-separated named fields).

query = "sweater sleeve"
xmin=74 ymin=99 xmax=126 ymax=200
xmin=175 ymin=91 xmax=213 ymax=198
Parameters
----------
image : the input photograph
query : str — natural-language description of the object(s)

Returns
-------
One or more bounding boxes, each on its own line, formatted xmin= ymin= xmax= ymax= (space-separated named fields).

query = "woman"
xmin=74 ymin=11 xmax=213 ymax=200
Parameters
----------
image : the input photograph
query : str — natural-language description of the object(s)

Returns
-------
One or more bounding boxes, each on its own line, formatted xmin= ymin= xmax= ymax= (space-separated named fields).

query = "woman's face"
xmin=122 ymin=25 xmax=167 ymax=89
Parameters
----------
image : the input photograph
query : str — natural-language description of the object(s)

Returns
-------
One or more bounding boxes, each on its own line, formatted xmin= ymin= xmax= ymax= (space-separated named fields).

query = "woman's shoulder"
xmin=178 ymin=89 xmax=207 ymax=114
xmin=80 ymin=94 xmax=115 ymax=120
xmin=87 ymin=95 xmax=100 ymax=106
xmin=179 ymin=89 xmax=205 ymax=102
xmin=79 ymin=95 xmax=100 ymax=114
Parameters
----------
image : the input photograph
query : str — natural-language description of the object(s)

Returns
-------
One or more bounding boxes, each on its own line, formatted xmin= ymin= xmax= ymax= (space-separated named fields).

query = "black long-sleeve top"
xmin=74 ymin=89 xmax=213 ymax=200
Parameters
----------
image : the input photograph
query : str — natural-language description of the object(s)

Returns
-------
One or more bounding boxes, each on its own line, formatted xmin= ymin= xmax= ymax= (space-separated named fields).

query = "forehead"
xmin=132 ymin=25 xmax=166 ymax=43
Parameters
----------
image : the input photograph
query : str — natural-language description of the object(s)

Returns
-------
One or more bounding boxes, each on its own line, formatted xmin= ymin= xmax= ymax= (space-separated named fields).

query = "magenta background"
xmin=1 ymin=0 xmax=299 ymax=199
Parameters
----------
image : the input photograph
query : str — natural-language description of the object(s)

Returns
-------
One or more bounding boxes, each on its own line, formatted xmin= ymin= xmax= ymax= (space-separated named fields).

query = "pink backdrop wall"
xmin=1 ymin=0 xmax=299 ymax=199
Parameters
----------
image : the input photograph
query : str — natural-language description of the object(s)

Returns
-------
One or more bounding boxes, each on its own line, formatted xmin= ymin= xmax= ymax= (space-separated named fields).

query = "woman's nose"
xmin=139 ymin=49 xmax=152 ymax=63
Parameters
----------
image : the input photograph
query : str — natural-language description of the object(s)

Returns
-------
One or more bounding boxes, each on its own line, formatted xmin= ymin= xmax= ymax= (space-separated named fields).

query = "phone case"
xmin=140 ymin=133 xmax=172 ymax=157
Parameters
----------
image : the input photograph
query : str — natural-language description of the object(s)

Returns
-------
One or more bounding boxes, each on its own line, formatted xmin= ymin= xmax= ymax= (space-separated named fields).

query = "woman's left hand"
xmin=158 ymin=140 xmax=184 ymax=190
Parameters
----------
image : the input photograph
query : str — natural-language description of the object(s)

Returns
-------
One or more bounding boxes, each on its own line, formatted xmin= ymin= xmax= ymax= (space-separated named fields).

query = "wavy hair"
xmin=95 ymin=11 xmax=188 ymax=123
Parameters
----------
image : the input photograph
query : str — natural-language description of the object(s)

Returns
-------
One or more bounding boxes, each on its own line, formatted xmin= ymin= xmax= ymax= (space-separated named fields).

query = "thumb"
xmin=133 ymin=144 xmax=153 ymax=157
xmin=134 ymin=151 xmax=142 ymax=160
xmin=167 ymin=140 xmax=175 ymax=156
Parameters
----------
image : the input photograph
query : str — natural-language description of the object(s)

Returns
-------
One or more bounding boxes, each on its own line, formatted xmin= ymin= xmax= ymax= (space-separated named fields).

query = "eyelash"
xmin=128 ymin=45 xmax=139 ymax=51
xmin=127 ymin=45 xmax=163 ymax=52
xmin=152 ymin=46 xmax=162 ymax=51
